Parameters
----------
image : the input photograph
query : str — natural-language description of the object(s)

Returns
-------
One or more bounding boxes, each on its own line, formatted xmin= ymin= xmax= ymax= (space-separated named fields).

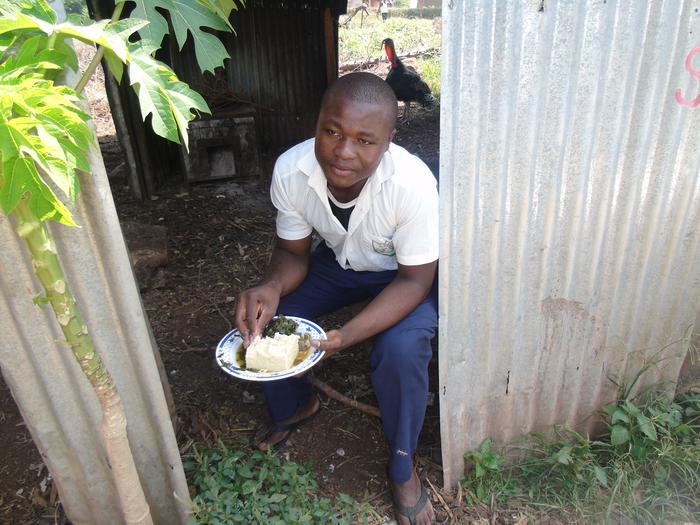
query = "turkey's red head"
xmin=382 ymin=38 xmax=397 ymax=68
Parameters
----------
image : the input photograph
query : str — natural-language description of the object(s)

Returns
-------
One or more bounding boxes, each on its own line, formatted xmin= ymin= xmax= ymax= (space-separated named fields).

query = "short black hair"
xmin=322 ymin=72 xmax=398 ymax=125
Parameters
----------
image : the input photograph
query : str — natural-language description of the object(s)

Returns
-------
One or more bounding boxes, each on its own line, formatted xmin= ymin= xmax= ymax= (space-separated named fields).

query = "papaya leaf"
xmin=13 ymin=35 xmax=65 ymax=73
xmin=0 ymin=12 xmax=137 ymax=67
xmin=132 ymin=0 xmax=232 ymax=73
xmin=1 ymin=117 xmax=72 ymax=199
xmin=53 ymin=36 xmax=79 ymax=72
xmin=54 ymin=20 xmax=129 ymax=63
xmin=196 ymin=0 xmax=241 ymax=30
xmin=0 ymin=72 xmax=90 ymax=225
xmin=101 ymin=18 xmax=150 ymax=83
xmin=0 ymin=13 xmax=54 ymax=38
xmin=128 ymin=42 xmax=210 ymax=149
xmin=0 ymin=155 xmax=75 ymax=225
xmin=0 ymin=0 xmax=56 ymax=23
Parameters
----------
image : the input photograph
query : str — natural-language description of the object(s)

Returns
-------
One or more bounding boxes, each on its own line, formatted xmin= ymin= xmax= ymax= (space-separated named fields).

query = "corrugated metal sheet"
xmin=0 ymin=62 xmax=190 ymax=523
xmin=439 ymin=0 xmax=700 ymax=489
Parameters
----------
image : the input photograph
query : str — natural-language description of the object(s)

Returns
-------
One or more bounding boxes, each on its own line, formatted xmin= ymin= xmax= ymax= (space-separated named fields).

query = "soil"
xmin=0 ymin=46 xmax=495 ymax=525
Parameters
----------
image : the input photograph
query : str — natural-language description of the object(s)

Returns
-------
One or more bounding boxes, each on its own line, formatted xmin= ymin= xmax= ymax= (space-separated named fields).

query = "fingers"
xmin=313 ymin=329 xmax=344 ymax=357
xmin=233 ymin=284 xmax=282 ymax=345
xmin=234 ymin=295 xmax=261 ymax=346
xmin=252 ymin=305 xmax=275 ymax=340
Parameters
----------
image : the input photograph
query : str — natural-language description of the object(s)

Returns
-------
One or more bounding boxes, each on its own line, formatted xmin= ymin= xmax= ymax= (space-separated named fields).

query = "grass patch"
xmin=339 ymin=16 xmax=441 ymax=64
xmin=461 ymin=390 xmax=700 ymax=524
xmin=415 ymin=53 xmax=441 ymax=99
xmin=185 ymin=445 xmax=373 ymax=524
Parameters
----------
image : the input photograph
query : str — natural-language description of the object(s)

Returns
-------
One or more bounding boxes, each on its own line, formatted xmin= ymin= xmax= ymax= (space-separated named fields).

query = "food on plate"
xmin=263 ymin=315 xmax=299 ymax=337
xmin=245 ymin=333 xmax=301 ymax=372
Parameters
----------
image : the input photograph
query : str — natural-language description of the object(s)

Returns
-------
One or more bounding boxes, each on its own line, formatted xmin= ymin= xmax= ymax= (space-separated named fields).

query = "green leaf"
xmin=482 ymin=452 xmax=502 ymax=470
xmin=0 ymin=155 xmax=30 ymax=213
xmin=0 ymin=156 xmax=75 ymax=225
xmin=553 ymin=445 xmax=572 ymax=465
xmin=611 ymin=408 xmax=630 ymax=424
xmin=1 ymin=117 xmax=72 ymax=199
xmin=610 ymin=424 xmax=630 ymax=446
xmin=128 ymin=43 xmax=210 ymax=149
xmin=593 ymin=465 xmax=608 ymax=487
xmin=479 ymin=437 xmax=494 ymax=453
xmin=54 ymin=20 xmax=129 ymax=63
xmin=241 ymin=480 xmax=257 ymax=495
xmin=636 ymin=413 xmax=658 ymax=441
xmin=132 ymin=0 xmax=232 ymax=73
xmin=0 ymin=0 xmax=56 ymax=23
xmin=8 ymin=35 xmax=65 ymax=77
xmin=600 ymin=404 xmax=617 ymax=418
xmin=197 ymin=0 xmax=241 ymax=28
xmin=0 ymin=12 xmax=54 ymax=38
xmin=623 ymin=400 xmax=640 ymax=417
xmin=53 ymin=37 xmax=79 ymax=72
xmin=101 ymin=18 xmax=151 ymax=83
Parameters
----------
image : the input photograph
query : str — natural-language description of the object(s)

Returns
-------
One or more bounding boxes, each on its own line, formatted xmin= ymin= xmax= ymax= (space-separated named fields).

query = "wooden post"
xmin=323 ymin=7 xmax=337 ymax=85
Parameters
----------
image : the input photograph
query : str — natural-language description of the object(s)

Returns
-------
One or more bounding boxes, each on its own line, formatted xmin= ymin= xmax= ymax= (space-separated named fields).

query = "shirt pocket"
xmin=369 ymin=235 xmax=396 ymax=257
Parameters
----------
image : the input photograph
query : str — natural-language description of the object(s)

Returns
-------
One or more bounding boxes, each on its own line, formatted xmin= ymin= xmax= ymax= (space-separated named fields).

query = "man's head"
xmin=315 ymin=72 xmax=398 ymax=202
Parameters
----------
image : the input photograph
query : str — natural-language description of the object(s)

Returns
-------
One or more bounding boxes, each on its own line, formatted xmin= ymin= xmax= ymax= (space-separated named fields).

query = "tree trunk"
xmin=14 ymin=195 xmax=153 ymax=525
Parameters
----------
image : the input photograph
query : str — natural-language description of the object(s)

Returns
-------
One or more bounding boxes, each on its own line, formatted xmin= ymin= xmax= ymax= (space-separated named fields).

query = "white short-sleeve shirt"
xmin=270 ymin=138 xmax=438 ymax=272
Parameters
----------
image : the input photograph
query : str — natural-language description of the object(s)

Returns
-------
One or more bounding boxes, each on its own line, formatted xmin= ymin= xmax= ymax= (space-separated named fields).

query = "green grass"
xmin=339 ymin=16 xmax=441 ymax=64
xmin=184 ymin=445 xmax=374 ymax=524
xmin=461 ymin=390 xmax=700 ymax=524
xmin=415 ymin=53 xmax=441 ymax=99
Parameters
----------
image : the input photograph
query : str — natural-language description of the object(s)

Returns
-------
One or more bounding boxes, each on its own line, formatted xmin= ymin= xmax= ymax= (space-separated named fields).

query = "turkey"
xmin=381 ymin=37 xmax=437 ymax=122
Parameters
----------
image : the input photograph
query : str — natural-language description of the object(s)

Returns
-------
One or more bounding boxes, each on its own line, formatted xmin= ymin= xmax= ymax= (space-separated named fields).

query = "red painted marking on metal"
xmin=676 ymin=45 xmax=700 ymax=107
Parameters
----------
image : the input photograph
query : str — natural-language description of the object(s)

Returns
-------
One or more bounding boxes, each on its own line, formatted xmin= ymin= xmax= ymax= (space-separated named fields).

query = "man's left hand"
xmin=312 ymin=329 xmax=345 ymax=358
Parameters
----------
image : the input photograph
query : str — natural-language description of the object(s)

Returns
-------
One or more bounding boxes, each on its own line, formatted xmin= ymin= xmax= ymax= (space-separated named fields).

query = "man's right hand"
xmin=234 ymin=281 xmax=282 ymax=346
xmin=233 ymin=235 xmax=312 ymax=345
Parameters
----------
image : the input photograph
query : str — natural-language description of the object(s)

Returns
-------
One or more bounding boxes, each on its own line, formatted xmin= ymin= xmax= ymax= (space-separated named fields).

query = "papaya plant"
xmin=0 ymin=0 xmax=242 ymax=522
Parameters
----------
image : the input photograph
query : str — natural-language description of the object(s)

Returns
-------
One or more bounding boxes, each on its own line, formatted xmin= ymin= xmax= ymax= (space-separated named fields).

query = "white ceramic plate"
xmin=215 ymin=316 xmax=326 ymax=382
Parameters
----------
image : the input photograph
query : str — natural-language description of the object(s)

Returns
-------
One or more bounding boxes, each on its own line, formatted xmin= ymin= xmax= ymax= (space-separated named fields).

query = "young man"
xmin=234 ymin=72 xmax=438 ymax=525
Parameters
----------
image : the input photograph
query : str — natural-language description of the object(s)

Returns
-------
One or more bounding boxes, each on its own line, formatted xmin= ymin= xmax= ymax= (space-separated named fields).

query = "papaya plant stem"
xmin=14 ymin=194 xmax=153 ymax=525
xmin=75 ymin=1 xmax=126 ymax=95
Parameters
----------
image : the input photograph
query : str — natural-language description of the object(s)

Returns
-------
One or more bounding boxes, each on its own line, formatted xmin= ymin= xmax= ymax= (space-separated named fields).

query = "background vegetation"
xmin=185 ymin=446 xmax=374 ymax=524
xmin=462 ymin=386 xmax=700 ymax=524
xmin=339 ymin=13 xmax=442 ymax=99
xmin=339 ymin=15 xmax=441 ymax=63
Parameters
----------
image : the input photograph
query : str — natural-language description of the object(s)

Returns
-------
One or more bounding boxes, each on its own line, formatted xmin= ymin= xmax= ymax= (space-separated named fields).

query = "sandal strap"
xmin=252 ymin=394 xmax=322 ymax=449
xmin=395 ymin=482 xmax=428 ymax=525
xmin=252 ymin=421 xmax=293 ymax=447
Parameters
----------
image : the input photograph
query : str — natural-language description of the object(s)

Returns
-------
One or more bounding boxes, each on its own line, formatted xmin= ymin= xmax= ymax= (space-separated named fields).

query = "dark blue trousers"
xmin=263 ymin=245 xmax=438 ymax=483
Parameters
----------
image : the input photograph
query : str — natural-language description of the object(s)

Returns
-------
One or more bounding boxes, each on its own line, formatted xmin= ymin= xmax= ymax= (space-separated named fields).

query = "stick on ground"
xmin=311 ymin=377 xmax=381 ymax=418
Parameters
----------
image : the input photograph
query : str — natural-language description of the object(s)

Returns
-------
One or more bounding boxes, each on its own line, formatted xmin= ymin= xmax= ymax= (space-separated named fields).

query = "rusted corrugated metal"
xmin=439 ymin=0 xmax=700 ymax=489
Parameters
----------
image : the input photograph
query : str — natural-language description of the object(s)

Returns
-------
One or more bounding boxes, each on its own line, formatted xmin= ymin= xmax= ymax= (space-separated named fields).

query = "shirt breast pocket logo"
xmin=371 ymin=236 xmax=396 ymax=256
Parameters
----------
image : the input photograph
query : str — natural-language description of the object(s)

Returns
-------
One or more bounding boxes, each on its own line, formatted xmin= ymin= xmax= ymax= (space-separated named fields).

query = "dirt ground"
xmin=0 ymin=48 xmax=510 ymax=524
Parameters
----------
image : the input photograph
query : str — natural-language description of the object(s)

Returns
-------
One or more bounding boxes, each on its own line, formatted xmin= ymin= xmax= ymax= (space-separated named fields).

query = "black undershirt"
xmin=329 ymin=199 xmax=354 ymax=230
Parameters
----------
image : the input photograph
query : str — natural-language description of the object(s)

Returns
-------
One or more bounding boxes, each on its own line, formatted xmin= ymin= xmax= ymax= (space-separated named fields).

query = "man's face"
xmin=314 ymin=93 xmax=395 ymax=201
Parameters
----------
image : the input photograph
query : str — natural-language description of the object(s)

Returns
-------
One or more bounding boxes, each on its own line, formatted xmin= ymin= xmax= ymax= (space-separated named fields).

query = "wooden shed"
xmin=88 ymin=0 xmax=348 ymax=200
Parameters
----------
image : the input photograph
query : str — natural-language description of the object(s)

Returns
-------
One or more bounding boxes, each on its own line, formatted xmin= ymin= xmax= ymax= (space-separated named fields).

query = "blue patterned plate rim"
xmin=215 ymin=316 xmax=326 ymax=382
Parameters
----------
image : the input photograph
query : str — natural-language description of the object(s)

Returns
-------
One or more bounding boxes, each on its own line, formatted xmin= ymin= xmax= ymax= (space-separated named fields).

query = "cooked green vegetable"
xmin=263 ymin=315 xmax=299 ymax=337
